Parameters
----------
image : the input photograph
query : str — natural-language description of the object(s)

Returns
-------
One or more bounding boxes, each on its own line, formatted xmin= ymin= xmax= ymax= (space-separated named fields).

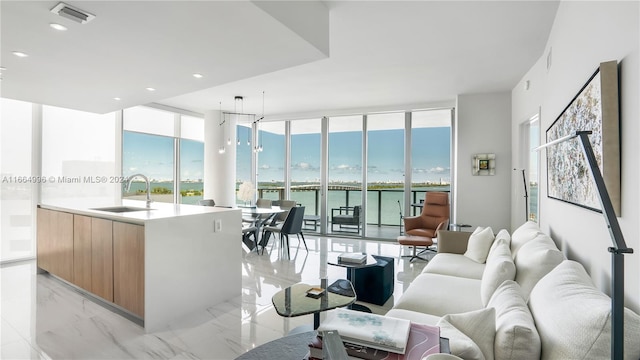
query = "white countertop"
xmin=39 ymin=199 xmax=240 ymax=225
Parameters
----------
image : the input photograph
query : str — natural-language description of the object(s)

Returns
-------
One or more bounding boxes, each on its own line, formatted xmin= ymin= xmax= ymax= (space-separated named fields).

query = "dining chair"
xmin=262 ymin=206 xmax=307 ymax=258
xmin=274 ymin=200 xmax=297 ymax=224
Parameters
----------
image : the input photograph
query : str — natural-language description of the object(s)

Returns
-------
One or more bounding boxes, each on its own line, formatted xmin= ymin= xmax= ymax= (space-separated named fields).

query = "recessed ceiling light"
xmin=146 ymin=87 xmax=156 ymax=92
xmin=49 ymin=23 xmax=67 ymax=31
xmin=114 ymin=97 xmax=121 ymax=101
xmin=12 ymin=51 xmax=28 ymax=58
xmin=193 ymin=73 xmax=203 ymax=79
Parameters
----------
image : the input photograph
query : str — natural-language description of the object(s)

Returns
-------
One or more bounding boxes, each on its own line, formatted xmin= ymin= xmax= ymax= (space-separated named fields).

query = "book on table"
xmin=310 ymin=322 xmax=440 ymax=360
xmin=338 ymin=253 xmax=367 ymax=264
xmin=317 ymin=308 xmax=411 ymax=354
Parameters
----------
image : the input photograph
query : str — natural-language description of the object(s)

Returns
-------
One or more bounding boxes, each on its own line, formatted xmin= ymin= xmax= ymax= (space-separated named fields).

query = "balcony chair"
xmin=331 ymin=205 xmax=361 ymax=233
xmin=198 ymin=199 xmax=215 ymax=206
xmin=399 ymin=192 xmax=449 ymax=261
xmin=262 ymin=206 xmax=307 ymax=258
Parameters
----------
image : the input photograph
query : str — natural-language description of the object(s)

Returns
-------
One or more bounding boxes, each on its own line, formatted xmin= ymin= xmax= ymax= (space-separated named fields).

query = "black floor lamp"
xmin=535 ymin=131 xmax=633 ymax=360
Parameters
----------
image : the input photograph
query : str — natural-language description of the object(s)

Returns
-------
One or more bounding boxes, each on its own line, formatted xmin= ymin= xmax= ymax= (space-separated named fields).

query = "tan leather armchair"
xmin=403 ymin=192 xmax=450 ymax=238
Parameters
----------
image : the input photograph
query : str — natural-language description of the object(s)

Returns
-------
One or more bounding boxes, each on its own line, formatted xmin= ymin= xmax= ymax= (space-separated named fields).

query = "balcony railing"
xmin=256 ymin=186 xmax=450 ymax=227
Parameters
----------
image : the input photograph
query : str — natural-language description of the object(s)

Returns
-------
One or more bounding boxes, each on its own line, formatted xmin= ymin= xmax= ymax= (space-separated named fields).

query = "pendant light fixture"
xmin=254 ymin=91 xmax=265 ymax=152
xmin=234 ymin=96 xmax=244 ymax=147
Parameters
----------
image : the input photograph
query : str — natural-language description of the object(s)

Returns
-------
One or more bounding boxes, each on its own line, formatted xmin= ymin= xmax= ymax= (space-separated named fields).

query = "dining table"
xmin=240 ymin=206 xmax=286 ymax=252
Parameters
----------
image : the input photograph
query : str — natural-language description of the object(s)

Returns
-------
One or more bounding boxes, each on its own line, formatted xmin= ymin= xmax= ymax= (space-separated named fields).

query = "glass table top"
xmin=272 ymin=279 xmax=356 ymax=318
xmin=327 ymin=253 xmax=379 ymax=268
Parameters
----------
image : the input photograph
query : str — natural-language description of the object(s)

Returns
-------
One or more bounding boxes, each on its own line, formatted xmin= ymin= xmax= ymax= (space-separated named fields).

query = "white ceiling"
xmin=1 ymin=1 xmax=560 ymax=118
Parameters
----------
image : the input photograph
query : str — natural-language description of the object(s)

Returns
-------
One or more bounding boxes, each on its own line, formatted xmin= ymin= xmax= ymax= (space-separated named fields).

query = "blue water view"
xmin=127 ymin=182 xmax=450 ymax=225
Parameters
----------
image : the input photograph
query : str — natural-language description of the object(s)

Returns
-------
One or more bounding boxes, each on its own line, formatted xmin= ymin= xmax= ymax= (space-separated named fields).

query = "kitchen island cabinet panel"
xmin=37 ymin=208 xmax=74 ymax=282
xmin=73 ymin=215 xmax=92 ymax=291
xmin=91 ymin=218 xmax=113 ymax=302
xmin=113 ymin=222 xmax=144 ymax=317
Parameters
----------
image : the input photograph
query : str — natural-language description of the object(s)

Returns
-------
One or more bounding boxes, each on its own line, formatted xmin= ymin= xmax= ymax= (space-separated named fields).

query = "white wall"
xmin=455 ymin=92 xmax=512 ymax=231
xmin=511 ymin=1 xmax=639 ymax=313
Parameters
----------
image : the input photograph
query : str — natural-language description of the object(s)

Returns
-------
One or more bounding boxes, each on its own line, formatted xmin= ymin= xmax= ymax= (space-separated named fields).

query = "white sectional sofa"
xmin=387 ymin=221 xmax=640 ymax=360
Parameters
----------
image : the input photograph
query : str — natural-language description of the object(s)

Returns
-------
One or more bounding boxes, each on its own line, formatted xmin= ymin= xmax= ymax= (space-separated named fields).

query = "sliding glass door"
xmin=290 ymin=119 xmax=322 ymax=231
xmin=328 ymin=116 xmax=363 ymax=235
xmin=366 ymin=113 xmax=405 ymax=238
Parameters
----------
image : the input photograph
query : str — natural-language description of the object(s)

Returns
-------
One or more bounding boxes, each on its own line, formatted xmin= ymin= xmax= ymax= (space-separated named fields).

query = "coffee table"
xmin=272 ymin=279 xmax=356 ymax=329
xmin=234 ymin=330 xmax=451 ymax=360
xmin=328 ymin=254 xmax=379 ymax=312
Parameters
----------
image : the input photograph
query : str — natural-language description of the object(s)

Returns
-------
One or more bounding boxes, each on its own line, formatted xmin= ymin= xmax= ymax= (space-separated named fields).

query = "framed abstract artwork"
xmin=545 ymin=61 xmax=620 ymax=215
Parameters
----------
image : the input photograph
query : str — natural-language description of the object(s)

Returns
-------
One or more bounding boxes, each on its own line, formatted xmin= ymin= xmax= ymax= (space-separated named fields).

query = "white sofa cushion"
xmin=513 ymin=234 xmax=564 ymax=300
xmin=392 ymin=273 xmax=483 ymax=317
xmin=488 ymin=280 xmax=541 ymax=360
xmin=437 ymin=307 xmax=496 ymax=360
xmin=423 ymin=253 xmax=486 ymax=280
xmin=492 ymin=229 xmax=511 ymax=249
xmin=464 ymin=227 xmax=495 ymax=263
xmin=385 ymin=308 xmax=440 ymax=326
xmin=529 ymin=260 xmax=640 ymax=360
xmin=480 ymin=238 xmax=516 ymax=306
xmin=510 ymin=221 xmax=541 ymax=259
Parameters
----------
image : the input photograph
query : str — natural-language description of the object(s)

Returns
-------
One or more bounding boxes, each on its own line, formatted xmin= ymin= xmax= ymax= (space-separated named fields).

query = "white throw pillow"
xmin=529 ymin=260 xmax=640 ymax=360
xmin=513 ymin=234 xmax=564 ymax=300
xmin=510 ymin=221 xmax=541 ymax=259
xmin=488 ymin=280 xmax=541 ymax=360
xmin=437 ymin=307 xmax=496 ymax=360
xmin=480 ymin=238 xmax=516 ymax=306
xmin=464 ymin=227 xmax=495 ymax=263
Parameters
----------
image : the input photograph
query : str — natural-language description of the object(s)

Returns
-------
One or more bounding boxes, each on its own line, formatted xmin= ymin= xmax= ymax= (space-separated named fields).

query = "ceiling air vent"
xmin=50 ymin=2 xmax=95 ymax=24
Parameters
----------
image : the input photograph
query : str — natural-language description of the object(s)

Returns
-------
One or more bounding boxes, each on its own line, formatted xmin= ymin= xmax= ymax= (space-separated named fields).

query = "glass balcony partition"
xmin=256 ymin=121 xmax=285 ymax=201
xmin=290 ymin=119 xmax=322 ymax=231
xmin=410 ymin=109 xmax=452 ymax=215
xmin=366 ymin=113 xmax=405 ymax=232
xmin=328 ymin=115 xmax=363 ymax=235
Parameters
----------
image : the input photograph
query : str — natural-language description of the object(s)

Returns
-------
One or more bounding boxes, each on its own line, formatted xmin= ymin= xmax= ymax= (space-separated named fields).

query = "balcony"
xmin=255 ymin=185 xmax=450 ymax=240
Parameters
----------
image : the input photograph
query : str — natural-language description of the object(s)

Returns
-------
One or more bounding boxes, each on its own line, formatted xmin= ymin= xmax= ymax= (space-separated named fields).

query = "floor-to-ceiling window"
xmin=234 ymin=107 xmax=453 ymax=239
xmin=528 ymin=115 xmax=540 ymax=222
xmin=123 ymin=106 xmax=204 ymax=204
xmin=179 ymin=115 xmax=204 ymax=205
xmin=290 ymin=118 xmax=322 ymax=230
xmin=367 ymin=113 xmax=405 ymax=234
xmin=410 ymin=109 xmax=452 ymax=213
xmin=236 ymin=122 xmax=253 ymax=204
xmin=123 ymin=107 xmax=175 ymax=203
xmin=1 ymin=99 xmax=35 ymax=262
xmin=328 ymin=115 xmax=363 ymax=235
xmin=256 ymin=121 xmax=285 ymax=201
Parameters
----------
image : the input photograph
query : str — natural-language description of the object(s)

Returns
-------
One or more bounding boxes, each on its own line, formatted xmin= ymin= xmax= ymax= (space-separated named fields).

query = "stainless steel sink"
xmin=91 ymin=206 xmax=155 ymax=213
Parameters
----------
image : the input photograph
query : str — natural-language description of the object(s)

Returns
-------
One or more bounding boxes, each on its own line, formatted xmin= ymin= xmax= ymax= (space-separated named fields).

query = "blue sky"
xmin=240 ymin=126 xmax=451 ymax=184
xmin=123 ymin=131 xmax=203 ymax=181
xmin=125 ymin=125 xmax=450 ymax=184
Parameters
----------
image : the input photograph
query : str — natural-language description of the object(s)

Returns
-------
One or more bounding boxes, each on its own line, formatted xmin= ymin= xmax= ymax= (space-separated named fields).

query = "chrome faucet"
xmin=125 ymin=173 xmax=152 ymax=208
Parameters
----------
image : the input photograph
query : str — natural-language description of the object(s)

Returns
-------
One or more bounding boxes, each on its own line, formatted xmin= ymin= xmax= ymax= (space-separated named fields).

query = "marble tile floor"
xmin=1 ymin=236 xmax=429 ymax=360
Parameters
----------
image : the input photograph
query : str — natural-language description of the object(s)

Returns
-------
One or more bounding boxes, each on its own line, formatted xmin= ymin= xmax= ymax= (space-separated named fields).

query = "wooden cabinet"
xmin=73 ymin=216 xmax=114 ymax=301
xmin=91 ymin=218 xmax=113 ymax=302
xmin=113 ymin=222 xmax=145 ymax=317
xmin=38 ymin=207 xmax=144 ymax=318
xmin=73 ymin=215 xmax=93 ymax=291
xmin=37 ymin=208 xmax=74 ymax=282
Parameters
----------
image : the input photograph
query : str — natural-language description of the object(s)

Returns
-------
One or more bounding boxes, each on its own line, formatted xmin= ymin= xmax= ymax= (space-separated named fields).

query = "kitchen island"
xmin=37 ymin=199 xmax=242 ymax=332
